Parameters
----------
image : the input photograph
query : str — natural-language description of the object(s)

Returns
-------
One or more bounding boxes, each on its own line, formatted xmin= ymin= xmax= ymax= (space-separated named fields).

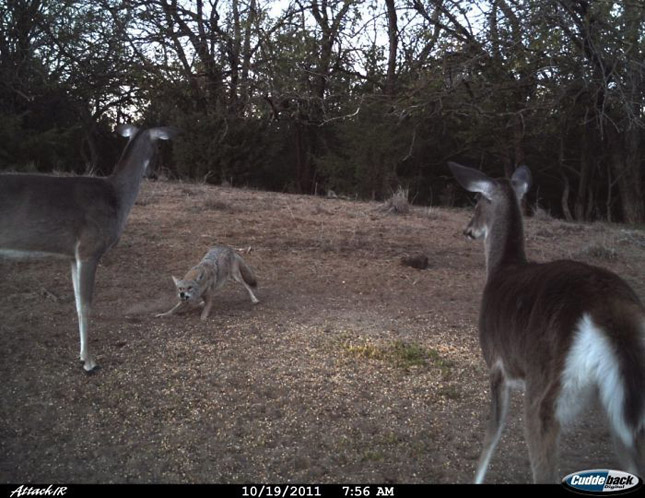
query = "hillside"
xmin=1 ymin=180 xmax=644 ymax=484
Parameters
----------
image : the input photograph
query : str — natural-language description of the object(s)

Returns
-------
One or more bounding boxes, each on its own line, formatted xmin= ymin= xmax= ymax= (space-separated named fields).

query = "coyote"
xmin=157 ymin=246 xmax=259 ymax=320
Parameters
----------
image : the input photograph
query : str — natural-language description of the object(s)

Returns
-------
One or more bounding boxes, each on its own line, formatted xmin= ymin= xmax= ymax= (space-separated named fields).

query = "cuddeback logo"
xmin=562 ymin=469 xmax=642 ymax=494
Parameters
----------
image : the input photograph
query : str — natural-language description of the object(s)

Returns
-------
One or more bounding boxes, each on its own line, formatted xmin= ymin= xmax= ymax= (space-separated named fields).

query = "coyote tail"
xmin=237 ymin=255 xmax=257 ymax=288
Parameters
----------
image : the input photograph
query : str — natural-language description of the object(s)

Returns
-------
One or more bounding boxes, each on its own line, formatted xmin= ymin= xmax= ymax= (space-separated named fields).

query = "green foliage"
xmin=0 ymin=0 xmax=141 ymax=174
xmin=165 ymin=109 xmax=289 ymax=188
xmin=0 ymin=111 xmax=82 ymax=172
xmin=317 ymin=101 xmax=410 ymax=199
xmin=0 ymin=0 xmax=643 ymax=221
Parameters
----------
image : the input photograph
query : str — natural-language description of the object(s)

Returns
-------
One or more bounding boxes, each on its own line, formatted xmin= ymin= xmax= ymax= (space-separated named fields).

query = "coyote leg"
xmin=156 ymin=301 xmax=191 ymax=317
xmin=201 ymin=293 xmax=214 ymax=320
xmin=233 ymin=268 xmax=259 ymax=304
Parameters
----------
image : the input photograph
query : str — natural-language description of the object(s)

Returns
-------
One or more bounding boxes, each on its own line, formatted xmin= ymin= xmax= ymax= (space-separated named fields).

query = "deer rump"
xmin=481 ymin=259 xmax=645 ymax=438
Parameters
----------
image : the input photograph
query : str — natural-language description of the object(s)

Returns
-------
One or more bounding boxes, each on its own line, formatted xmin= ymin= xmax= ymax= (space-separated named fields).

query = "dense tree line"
xmin=1 ymin=0 xmax=643 ymax=222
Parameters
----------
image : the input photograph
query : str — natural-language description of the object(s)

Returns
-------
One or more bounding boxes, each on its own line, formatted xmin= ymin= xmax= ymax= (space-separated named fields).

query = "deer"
xmin=448 ymin=162 xmax=645 ymax=483
xmin=0 ymin=124 xmax=176 ymax=372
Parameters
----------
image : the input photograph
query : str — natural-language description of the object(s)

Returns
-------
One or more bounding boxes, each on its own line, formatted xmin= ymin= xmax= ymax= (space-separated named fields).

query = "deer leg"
xmin=636 ymin=432 xmax=645 ymax=478
xmin=474 ymin=366 xmax=510 ymax=483
xmin=71 ymin=260 xmax=81 ymax=324
xmin=525 ymin=386 xmax=560 ymax=483
xmin=71 ymin=258 xmax=98 ymax=372
xmin=610 ymin=429 xmax=643 ymax=476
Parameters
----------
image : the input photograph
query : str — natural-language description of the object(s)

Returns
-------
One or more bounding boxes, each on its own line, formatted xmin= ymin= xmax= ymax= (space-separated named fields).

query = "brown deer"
xmin=449 ymin=162 xmax=645 ymax=483
xmin=0 ymin=124 xmax=176 ymax=372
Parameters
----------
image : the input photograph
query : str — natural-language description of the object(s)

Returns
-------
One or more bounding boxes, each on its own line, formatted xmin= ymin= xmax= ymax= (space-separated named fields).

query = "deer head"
xmin=449 ymin=162 xmax=531 ymax=240
xmin=449 ymin=162 xmax=532 ymax=274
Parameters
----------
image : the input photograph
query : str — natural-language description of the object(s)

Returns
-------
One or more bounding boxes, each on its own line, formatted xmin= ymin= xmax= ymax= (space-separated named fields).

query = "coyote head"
xmin=171 ymin=275 xmax=202 ymax=303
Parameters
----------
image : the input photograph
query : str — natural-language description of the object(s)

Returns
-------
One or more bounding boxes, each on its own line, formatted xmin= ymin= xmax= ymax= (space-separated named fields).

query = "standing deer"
xmin=0 ymin=124 xmax=176 ymax=372
xmin=449 ymin=162 xmax=645 ymax=483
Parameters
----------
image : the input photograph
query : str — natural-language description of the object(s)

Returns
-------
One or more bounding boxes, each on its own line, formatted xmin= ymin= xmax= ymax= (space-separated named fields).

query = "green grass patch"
xmin=342 ymin=342 xmax=387 ymax=361
xmin=438 ymin=385 xmax=461 ymax=400
xmin=390 ymin=340 xmax=427 ymax=369
xmin=361 ymin=450 xmax=385 ymax=462
xmin=427 ymin=348 xmax=456 ymax=379
xmin=340 ymin=337 xmax=454 ymax=375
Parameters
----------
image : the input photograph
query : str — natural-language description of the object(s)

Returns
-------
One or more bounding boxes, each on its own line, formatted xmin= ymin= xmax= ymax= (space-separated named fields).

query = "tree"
xmin=1 ymin=0 xmax=642 ymax=222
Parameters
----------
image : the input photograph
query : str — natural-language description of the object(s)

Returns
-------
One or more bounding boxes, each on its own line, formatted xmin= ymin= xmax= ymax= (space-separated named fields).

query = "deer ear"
xmin=448 ymin=162 xmax=495 ymax=200
xmin=150 ymin=127 xmax=180 ymax=141
xmin=511 ymin=165 xmax=531 ymax=200
xmin=116 ymin=124 xmax=139 ymax=138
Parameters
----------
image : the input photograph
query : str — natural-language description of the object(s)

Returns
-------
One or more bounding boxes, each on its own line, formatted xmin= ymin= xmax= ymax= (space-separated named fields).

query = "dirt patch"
xmin=1 ymin=180 xmax=644 ymax=484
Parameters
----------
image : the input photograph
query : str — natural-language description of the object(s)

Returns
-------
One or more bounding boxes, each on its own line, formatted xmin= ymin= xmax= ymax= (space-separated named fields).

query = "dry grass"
xmin=574 ymin=240 xmax=619 ymax=262
xmin=531 ymin=204 xmax=554 ymax=221
xmin=381 ymin=186 xmax=410 ymax=215
xmin=1 ymin=180 xmax=644 ymax=484
xmin=618 ymin=229 xmax=645 ymax=249
xmin=202 ymin=197 xmax=239 ymax=212
xmin=420 ymin=206 xmax=447 ymax=221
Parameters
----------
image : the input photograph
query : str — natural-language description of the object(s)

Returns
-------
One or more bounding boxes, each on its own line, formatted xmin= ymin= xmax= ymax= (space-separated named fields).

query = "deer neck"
xmin=108 ymin=135 xmax=153 ymax=230
xmin=484 ymin=196 xmax=527 ymax=278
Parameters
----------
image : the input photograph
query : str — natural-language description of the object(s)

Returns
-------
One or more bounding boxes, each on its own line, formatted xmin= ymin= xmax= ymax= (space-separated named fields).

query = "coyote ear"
xmin=172 ymin=275 xmax=180 ymax=286
xmin=511 ymin=165 xmax=531 ymax=200
xmin=448 ymin=162 xmax=495 ymax=200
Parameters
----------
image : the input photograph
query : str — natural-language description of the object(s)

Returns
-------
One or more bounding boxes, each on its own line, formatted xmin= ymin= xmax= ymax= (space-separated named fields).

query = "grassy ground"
xmin=1 ymin=180 xmax=644 ymax=484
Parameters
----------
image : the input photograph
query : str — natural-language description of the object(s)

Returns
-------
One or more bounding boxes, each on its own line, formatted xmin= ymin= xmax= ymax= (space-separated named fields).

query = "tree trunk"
xmin=384 ymin=0 xmax=398 ymax=97
xmin=613 ymin=1 xmax=644 ymax=223
xmin=560 ymin=172 xmax=574 ymax=222
xmin=575 ymin=139 xmax=592 ymax=221
xmin=611 ymin=130 xmax=644 ymax=223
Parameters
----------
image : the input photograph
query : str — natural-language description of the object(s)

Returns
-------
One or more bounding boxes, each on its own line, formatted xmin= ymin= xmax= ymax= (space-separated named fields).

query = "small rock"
xmin=401 ymin=253 xmax=429 ymax=270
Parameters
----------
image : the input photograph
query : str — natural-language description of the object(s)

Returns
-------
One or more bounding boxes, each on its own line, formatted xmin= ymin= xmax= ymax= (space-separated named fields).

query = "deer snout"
xmin=463 ymin=227 xmax=476 ymax=240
